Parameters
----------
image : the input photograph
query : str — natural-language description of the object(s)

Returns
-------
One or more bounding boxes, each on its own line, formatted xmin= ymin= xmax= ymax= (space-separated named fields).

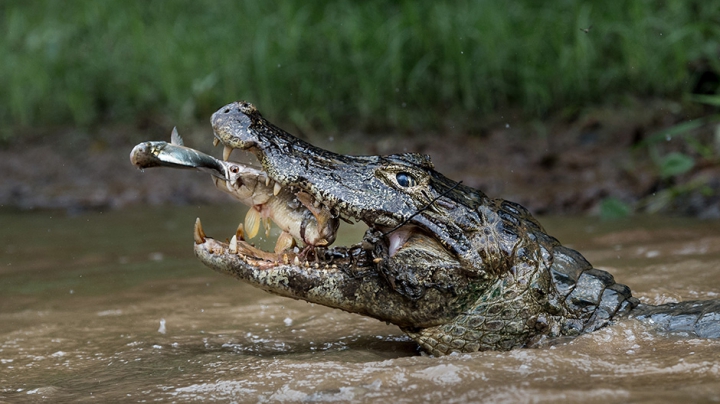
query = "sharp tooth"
xmin=265 ymin=176 xmax=271 ymax=187
xmin=236 ymin=223 xmax=245 ymax=241
xmin=213 ymin=138 xmax=220 ymax=147
xmin=274 ymin=231 xmax=296 ymax=254
xmin=244 ymin=208 xmax=261 ymax=239
xmin=313 ymin=200 xmax=321 ymax=208
xmin=273 ymin=182 xmax=282 ymax=196
xmin=194 ymin=218 xmax=206 ymax=244
xmin=283 ymin=254 xmax=290 ymax=265
xmin=293 ymin=256 xmax=301 ymax=266
xmin=223 ymin=145 xmax=233 ymax=161
xmin=229 ymin=235 xmax=238 ymax=254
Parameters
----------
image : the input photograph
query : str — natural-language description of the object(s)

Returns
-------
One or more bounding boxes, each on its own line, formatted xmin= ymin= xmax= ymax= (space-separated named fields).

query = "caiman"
xmin=132 ymin=101 xmax=720 ymax=356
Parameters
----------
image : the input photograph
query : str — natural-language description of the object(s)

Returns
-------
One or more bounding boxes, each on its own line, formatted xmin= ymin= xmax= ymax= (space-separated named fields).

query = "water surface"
xmin=2 ymin=206 xmax=720 ymax=402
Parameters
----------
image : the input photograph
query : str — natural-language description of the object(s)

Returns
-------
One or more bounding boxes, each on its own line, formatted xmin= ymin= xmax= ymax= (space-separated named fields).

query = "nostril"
xmin=223 ymin=108 xmax=230 ymax=113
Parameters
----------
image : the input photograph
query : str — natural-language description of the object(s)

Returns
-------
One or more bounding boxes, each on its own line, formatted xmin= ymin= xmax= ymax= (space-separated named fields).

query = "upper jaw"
xmin=210 ymin=101 xmax=260 ymax=150
xmin=210 ymin=101 xmax=364 ymax=224
xmin=206 ymin=102 xmax=367 ymax=260
xmin=207 ymin=101 xmax=451 ymax=260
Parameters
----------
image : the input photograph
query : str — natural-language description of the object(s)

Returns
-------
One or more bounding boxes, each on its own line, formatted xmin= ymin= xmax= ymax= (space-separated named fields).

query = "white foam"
xmin=413 ymin=364 xmax=464 ymax=385
xmin=97 ymin=309 xmax=122 ymax=316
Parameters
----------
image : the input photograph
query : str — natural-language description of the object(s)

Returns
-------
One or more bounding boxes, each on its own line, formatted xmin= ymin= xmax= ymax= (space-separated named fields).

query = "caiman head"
xmin=195 ymin=101 xmax=636 ymax=355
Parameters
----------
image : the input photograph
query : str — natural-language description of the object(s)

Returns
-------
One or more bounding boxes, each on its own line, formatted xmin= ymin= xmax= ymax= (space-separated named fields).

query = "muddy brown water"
xmin=1 ymin=205 xmax=720 ymax=403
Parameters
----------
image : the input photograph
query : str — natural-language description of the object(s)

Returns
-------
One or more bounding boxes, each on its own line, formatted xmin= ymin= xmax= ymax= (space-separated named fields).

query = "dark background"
xmin=1 ymin=1 xmax=719 ymax=217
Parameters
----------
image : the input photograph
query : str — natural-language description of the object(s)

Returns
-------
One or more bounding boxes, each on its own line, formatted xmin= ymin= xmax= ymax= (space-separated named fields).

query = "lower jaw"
xmin=192 ymin=217 xmax=376 ymax=270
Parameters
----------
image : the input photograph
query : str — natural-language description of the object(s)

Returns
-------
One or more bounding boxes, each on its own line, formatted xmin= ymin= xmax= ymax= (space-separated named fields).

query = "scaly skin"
xmin=185 ymin=101 xmax=719 ymax=355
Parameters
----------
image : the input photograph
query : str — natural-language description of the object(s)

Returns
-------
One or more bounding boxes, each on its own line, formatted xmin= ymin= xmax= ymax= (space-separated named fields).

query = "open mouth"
xmin=189 ymin=100 xmax=436 ymax=276
xmin=194 ymin=140 xmax=385 ymax=272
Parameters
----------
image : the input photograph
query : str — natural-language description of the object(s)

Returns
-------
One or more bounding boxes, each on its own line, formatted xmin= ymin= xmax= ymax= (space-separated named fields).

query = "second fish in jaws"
xmin=129 ymin=128 xmax=339 ymax=256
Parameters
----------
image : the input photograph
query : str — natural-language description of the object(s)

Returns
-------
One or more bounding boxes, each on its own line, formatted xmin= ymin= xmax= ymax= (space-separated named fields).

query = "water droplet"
xmin=149 ymin=252 xmax=164 ymax=261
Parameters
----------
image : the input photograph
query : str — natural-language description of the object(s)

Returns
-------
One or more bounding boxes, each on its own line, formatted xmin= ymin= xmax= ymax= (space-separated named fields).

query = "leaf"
xmin=600 ymin=197 xmax=632 ymax=220
xmin=659 ymin=152 xmax=695 ymax=178
xmin=690 ymin=94 xmax=720 ymax=108
xmin=637 ymin=119 xmax=705 ymax=148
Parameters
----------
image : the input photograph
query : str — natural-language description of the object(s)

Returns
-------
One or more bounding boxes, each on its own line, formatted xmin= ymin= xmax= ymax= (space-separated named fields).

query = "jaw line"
xmin=209 ymin=140 xmax=432 ymax=265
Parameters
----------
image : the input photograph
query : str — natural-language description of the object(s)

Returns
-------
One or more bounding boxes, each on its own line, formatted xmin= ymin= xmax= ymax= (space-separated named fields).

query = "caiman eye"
xmin=396 ymin=172 xmax=417 ymax=187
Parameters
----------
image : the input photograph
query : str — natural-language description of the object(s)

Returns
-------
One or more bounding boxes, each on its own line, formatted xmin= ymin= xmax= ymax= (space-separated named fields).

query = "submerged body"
xmin=136 ymin=102 xmax=720 ymax=355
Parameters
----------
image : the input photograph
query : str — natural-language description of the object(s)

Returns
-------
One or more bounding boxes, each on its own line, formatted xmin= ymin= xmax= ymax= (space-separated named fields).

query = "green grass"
xmin=1 ymin=0 xmax=719 ymax=138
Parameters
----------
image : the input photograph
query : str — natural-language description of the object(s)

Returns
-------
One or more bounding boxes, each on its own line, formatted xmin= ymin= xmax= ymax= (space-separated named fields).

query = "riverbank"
xmin=2 ymin=100 xmax=719 ymax=218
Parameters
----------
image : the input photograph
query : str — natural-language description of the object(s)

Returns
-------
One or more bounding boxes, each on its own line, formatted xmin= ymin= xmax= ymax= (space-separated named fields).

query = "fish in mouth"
xmin=130 ymin=101 xmax=720 ymax=355
xmin=130 ymin=127 xmax=339 ymax=260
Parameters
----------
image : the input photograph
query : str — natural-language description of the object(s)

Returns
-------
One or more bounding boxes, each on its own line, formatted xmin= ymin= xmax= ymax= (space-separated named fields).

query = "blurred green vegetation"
xmin=600 ymin=93 xmax=720 ymax=219
xmin=636 ymin=94 xmax=720 ymax=215
xmin=1 ymin=0 xmax=719 ymax=138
